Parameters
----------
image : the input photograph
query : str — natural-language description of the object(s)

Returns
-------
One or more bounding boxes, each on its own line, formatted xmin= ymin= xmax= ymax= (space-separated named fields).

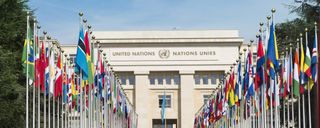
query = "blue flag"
xmin=74 ymin=26 xmax=88 ymax=80
xmin=311 ymin=29 xmax=318 ymax=85
xmin=161 ymin=91 xmax=166 ymax=125
xmin=267 ymin=22 xmax=279 ymax=80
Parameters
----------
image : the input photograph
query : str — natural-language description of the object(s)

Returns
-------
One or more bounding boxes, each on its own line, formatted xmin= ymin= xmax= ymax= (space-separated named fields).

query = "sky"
xmin=28 ymin=0 xmax=300 ymax=44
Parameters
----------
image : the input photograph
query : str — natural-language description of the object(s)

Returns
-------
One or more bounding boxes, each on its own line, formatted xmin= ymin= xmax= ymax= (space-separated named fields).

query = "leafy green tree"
xmin=290 ymin=0 xmax=320 ymax=23
xmin=0 ymin=0 xmax=32 ymax=127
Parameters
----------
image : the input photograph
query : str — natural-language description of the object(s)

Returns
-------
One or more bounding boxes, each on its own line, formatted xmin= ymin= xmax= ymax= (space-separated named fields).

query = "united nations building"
xmin=62 ymin=30 xmax=243 ymax=128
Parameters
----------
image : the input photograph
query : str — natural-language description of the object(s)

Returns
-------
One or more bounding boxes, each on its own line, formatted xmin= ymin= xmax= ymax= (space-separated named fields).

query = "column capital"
xmin=134 ymin=70 xmax=149 ymax=75
xmin=179 ymin=70 xmax=195 ymax=75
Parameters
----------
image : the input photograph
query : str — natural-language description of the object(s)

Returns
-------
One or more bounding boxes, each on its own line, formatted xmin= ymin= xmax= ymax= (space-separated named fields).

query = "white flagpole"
xmin=305 ymin=28 xmax=312 ymax=128
xmin=265 ymin=15 xmax=271 ymax=128
xmin=58 ymin=97 xmax=60 ymax=128
xmin=297 ymin=39 xmax=301 ymax=128
xmin=43 ymin=31 xmax=47 ymax=128
xmin=270 ymin=79 xmax=274 ymax=128
xmin=26 ymin=11 xmax=30 ymax=128
xmin=283 ymin=99 xmax=286 ymax=128
xmin=32 ymin=18 xmax=36 ymax=128
xmin=48 ymin=41 xmax=55 ymax=128
xmin=83 ymin=20 xmax=87 ymax=128
xmin=103 ymin=53 xmax=107 ymax=128
xmin=290 ymin=44 xmax=295 ymax=128
xmin=53 ymin=91 xmax=55 ymax=128
xmin=37 ymin=29 xmax=41 ymax=128
xmin=80 ymin=70 xmax=83 ymax=128
xmin=78 ymin=11 xmax=84 ymax=128
xmin=89 ymin=26 xmax=93 ymax=128
xmin=287 ymin=98 xmax=289 ymax=128
xmin=299 ymin=96 xmax=301 ymax=128
xmin=61 ymin=51 xmax=65 ymax=128
xmin=302 ymin=94 xmax=306 ymax=128
xmin=301 ymin=31 xmax=306 ymax=128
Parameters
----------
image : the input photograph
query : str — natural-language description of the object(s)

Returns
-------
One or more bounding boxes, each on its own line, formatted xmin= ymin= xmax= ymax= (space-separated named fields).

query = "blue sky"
xmin=28 ymin=0 xmax=299 ymax=44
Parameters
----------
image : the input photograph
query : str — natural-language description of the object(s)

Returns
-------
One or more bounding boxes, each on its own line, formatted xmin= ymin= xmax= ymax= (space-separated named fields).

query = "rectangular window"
xmin=150 ymin=76 xmax=155 ymax=85
xmin=128 ymin=75 xmax=135 ymax=85
xmin=166 ymin=75 xmax=171 ymax=85
xmin=158 ymin=95 xmax=171 ymax=108
xmin=211 ymin=74 xmax=217 ymax=85
xmin=202 ymin=75 xmax=208 ymax=85
xmin=173 ymin=75 xmax=180 ymax=85
xmin=194 ymin=74 xmax=200 ymax=85
xmin=203 ymin=95 xmax=211 ymax=104
xmin=157 ymin=75 xmax=163 ymax=85
xmin=120 ymin=75 xmax=126 ymax=85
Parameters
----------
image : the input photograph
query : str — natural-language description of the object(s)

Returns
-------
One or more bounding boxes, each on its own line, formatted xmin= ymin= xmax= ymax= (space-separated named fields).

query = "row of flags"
xmin=194 ymin=19 xmax=318 ymax=128
xmin=22 ymin=15 xmax=138 ymax=128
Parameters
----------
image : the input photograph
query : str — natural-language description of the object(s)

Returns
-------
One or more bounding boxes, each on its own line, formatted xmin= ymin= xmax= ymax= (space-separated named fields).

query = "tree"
xmin=0 ymin=0 xmax=32 ymax=127
xmin=290 ymin=0 xmax=320 ymax=23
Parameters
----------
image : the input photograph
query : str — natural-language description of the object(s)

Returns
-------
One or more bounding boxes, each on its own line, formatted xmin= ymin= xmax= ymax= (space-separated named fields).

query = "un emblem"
xmin=159 ymin=49 xmax=170 ymax=59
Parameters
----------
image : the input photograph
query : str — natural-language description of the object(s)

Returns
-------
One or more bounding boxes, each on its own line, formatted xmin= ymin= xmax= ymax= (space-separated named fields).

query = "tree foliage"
xmin=0 ymin=0 xmax=31 ymax=127
xmin=289 ymin=0 xmax=320 ymax=22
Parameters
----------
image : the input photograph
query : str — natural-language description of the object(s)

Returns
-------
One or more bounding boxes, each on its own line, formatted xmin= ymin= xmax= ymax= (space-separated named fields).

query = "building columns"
xmin=179 ymin=70 xmax=195 ymax=128
xmin=134 ymin=70 xmax=151 ymax=128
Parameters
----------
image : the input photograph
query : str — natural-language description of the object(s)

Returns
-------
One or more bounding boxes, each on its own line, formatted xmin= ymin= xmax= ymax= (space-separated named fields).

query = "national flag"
xmin=300 ymin=40 xmax=306 ymax=93
xmin=21 ymin=20 xmax=35 ymax=81
xmin=288 ymin=48 xmax=293 ymax=94
xmin=303 ymin=37 xmax=312 ymax=90
xmin=39 ymin=42 xmax=46 ymax=92
xmin=84 ymin=29 xmax=94 ymax=84
xmin=247 ymin=48 xmax=255 ymax=99
xmin=255 ymin=36 xmax=265 ymax=90
xmin=235 ymin=60 xmax=242 ymax=103
xmin=22 ymin=39 xmax=35 ymax=80
xmin=243 ymin=50 xmax=250 ymax=98
xmin=74 ymin=25 xmax=88 ymax=80
xmin=228 ymin=71 xmax=235 ymax=107
xmin=49 ymin=46 xmax=55 ymax=94
xmin=54 ymin=54 xmax=62 ymax=97
xmin=293 ymin=47 xmax=300 ymax=97
xmin=266 ymin=22 xmax=279 ymax=80
xmin=311 ymin=29 xmax=318 ymax=89
xmin=45 ymin=45 xmax=50 ymax=95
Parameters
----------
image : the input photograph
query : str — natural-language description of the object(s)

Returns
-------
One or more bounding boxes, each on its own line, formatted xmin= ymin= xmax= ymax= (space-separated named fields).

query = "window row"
xmin=149 ymin=72 xmax=180 ymax=85
xmin=118 ymin=72 xmax=135 ymax=85
xmin=194 ymin=72 xmax=224 ymax=85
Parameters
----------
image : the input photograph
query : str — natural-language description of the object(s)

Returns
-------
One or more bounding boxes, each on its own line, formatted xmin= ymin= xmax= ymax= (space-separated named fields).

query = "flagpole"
xmin=290 ymin=43 xmax=294 ymax=128
xmin=32 ymin=18 xmax=37 ymax=128
xmin=96 ymin=39 xmax=100 ymax=128
xmin=43 ymin=31 xmax=47 ymax=128
xmin=48 ymin=39 xmax=54 ymax=128
xmin=282 ymin=52 xmax=286 ymax=128
xmin=300 ymin=33 xmax=306 ymax=128
xmin=65 ymin=54 xmax=69 ymax=128
xmin=266 ymin=15 xmax=271 ymax=128
xmin=53 ymin=84 xmax=55 ymax=128
xmin=78 ymin=11 xmax=84 ymax=128
xmin=37 ymin=26 xmax=41 ymax=128
xmin=61 ymin=50 xmax=65 ymax=128
xmin=88 ymin=27 xmax=92 ymax=128
xmin=242 ymin=47 xmax=247 ymax=128
xmin=82 ymin=18 xmax=88 ymax=128
xmin=89 ymin=25 xmax=94 ymax=128
xmin=25 ymin=11 xmax=30 ymax=128
xmin=305 ymin=28 xmax=312 ymax=128
xmin=103 ymin=52 xmax=108 ymax=128
xmin=297 ymin=38 xmax=301 ymax=128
